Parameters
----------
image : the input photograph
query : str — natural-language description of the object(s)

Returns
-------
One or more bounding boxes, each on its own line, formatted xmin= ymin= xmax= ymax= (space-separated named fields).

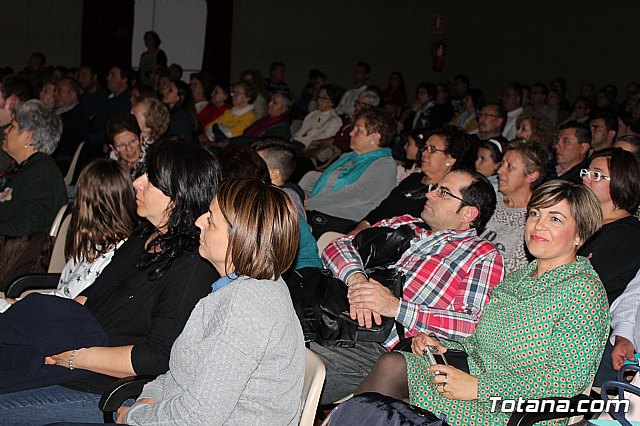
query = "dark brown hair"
xmin=588 ymin=147 xmax=640 ymax=213
xmin=216 ymin=178 xmax=298 ymax=279
xmin=65 ymin=159 xmax=138 ymax=262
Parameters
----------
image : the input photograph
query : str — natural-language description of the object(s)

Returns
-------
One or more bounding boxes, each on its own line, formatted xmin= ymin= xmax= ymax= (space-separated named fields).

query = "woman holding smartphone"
xmin=332 ymin=180 xmax=610 ymax=426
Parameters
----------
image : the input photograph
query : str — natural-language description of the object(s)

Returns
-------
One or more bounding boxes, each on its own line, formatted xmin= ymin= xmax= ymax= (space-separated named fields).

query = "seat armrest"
xmin=99 ymin=375 xmax=156 ymax=423
xmin=5 ymin=273 xmax=61 ymax=298
xmin=506 ymin=394 xmax=595 ymax=426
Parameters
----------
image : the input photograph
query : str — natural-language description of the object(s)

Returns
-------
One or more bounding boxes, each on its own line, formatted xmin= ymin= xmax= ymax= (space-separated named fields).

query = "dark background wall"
xmin=1 ymin=0 xmax=637 ymax=102
xmin=230 ymin=0 xmax=638 ymax=101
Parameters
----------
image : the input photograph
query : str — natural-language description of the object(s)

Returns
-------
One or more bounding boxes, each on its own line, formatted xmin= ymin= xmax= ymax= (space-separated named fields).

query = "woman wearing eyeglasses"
xmin=579 ymin=147 xmax=640 ymax=305
xmin=350 ymin=126 xmax=469 ymax=235
xmin=107 ymin=112 xmax=147 ymax=179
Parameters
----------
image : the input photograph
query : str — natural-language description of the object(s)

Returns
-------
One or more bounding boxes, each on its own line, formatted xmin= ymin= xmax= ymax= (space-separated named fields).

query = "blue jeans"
xmin=0 ymin=385 xmax=104 ymax=425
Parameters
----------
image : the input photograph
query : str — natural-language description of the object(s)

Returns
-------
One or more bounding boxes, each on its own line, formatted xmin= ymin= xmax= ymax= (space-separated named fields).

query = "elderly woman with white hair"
xmin=0 ymin=100 xmax=67 ymax=289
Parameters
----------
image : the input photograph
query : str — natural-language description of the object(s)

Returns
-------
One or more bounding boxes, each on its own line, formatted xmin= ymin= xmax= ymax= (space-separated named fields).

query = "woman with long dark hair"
xmin=0 ymin=138 xmax=221 ymax=424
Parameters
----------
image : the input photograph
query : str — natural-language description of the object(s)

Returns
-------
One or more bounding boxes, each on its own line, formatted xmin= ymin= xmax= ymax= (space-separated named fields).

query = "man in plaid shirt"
xmin=311 ymin=169 xmax=504 ymax=403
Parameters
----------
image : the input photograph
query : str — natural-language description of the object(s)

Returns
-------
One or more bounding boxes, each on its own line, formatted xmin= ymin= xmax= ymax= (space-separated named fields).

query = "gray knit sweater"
xmin=125 ymin=276 xmax=305 ymax=425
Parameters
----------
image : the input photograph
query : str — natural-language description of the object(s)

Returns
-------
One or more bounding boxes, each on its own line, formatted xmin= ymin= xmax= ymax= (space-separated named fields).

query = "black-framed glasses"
xmin=423 ymin=144 xmax=446 ymax=154
xmin=580 ymin=169 xmax=610 ymax=182
xmin=432 ymin=184 xmax=466 ymax=203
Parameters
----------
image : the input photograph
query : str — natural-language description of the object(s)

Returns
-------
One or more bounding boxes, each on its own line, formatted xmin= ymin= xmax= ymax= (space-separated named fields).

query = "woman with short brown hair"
xmin=118 ymin=178 xmax=305 ymax=425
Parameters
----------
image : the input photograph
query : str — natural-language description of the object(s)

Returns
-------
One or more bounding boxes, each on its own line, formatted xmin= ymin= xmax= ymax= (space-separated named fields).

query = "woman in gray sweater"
xmin=120 ymin=178 xmax=305 ymax=425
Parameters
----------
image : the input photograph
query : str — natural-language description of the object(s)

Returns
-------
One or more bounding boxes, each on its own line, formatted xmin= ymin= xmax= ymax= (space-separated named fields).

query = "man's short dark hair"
xmin=507 ymin=82 xmax=523 ymax=105
xmin=270 ymin=62 xmax=285 ymax=71
xmin=558 ymin=121 xmax=592 ymax=145
xmin=417 ymin=81 xmax=436 ymax=99
xmin=454 ymin=74 xmax=469 ymax=86
xmin=1 ymin=75 xmax=33 ymax=102
xmin=115 ymin=66 xmax=134 ymax=88
xmin=591 ymin=111 xmax=619 ymax=135
xmin=60 ymin=77 xmax=83 ymax=100
xmin=356 ymin=61 xmax=371 ymax=75
xmin=255 ymin=145 xmax=296 ymax=182
xmin=456 ymin=169 xmax=497 ymax=234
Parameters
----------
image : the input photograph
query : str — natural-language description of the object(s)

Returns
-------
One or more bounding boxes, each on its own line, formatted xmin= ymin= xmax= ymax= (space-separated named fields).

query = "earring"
xmin=445 ymin=162 xmax=450 ymax=167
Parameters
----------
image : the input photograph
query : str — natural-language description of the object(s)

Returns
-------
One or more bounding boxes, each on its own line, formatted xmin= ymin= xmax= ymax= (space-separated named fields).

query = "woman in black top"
xmin=579 ymin=147 xmax=640 ymax=303
xmin=0 ymin=139 xmax=221 ymax=424
xmin=351 ymin=126 xmax=470 ymax=233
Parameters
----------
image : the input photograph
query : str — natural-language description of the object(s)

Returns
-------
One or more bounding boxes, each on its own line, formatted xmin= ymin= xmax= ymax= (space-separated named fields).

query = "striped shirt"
xmin=322 ymin=215 xmax=504 ymax=349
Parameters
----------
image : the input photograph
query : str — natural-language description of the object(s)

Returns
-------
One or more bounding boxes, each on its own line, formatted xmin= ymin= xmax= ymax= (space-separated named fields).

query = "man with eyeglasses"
xmin=477 ymin=102 xmax=508 ymax=145
xmin=311 ymin=169 xmax=504 ymax=404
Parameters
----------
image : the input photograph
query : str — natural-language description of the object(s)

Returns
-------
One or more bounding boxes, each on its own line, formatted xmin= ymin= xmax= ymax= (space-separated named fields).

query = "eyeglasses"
xmin=317 ymin=95 xmax=331 ymax=101
xmin=477 ymin=112 xmax=501 ymax=119
xmin=423 ymin=144 xmax=447 ymax=154
xmin=580 ymin=169 xmax=610 ymax=182
xmin=114 ymin=138 xmax=139 ymax=152
xmin=431 ymin=184 xmax=466 ymax=203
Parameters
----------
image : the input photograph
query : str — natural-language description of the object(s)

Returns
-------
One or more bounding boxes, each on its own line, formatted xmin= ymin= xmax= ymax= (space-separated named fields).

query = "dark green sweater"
xmin=0 ymin=152 xmax=66 ymax=237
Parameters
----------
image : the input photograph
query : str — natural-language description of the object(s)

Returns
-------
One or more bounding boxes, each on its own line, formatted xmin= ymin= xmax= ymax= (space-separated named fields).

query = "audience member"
xmin=189 ymin=72 xmax=212 ymax=114
xmin=53 ymin=77 xmax=89 ymax=174
xmin=266 ymin=61 xmax=290 ymax=96
xmin=168 ymin=63 xmax=183 ymax=81
xmin=236 ymin=91 xmax=291 ymax=143
xmin=76 ymin=65 xmax=108 ymax=132
xmin=477 ymin=102 xmax=508 ymax=144
xmin=335 ymin=62 xmax=370 ymax=117
xmin=313 ymin=168 xmax=503 ymax=404
xmin=129 ymin=84 xmax=156 ymax=107
xmin=483 ymin=140 xmax=549 ymax=274
xmin=349 ymin=180 xmax=606 ymax=426
xmin=560 ymin=96 xmax=591 ymax=126
xmin=106 ymin=112 xmax=147 ymax=179
xmin=448 ymin=88 xmax=484 ymax=134
xmin=614 ymin=133 xmax=640 ymax=155
xmin=38 ymin=77 xmax=57 ymax=110
xmin=590 ymin=111 xmax=619 ymax=151
xmin=197 ymin=83 xmax=231 ymax=132
xmin=547 ymin=121 xmax=591 ymax=181
xmin=545 ymin=88 xmax=569 ymax=128
xmin=305 ymin=108 xmax=397 ymax=237
xmin=515 ymin=110 xmax=555 ymax=149
xmin=451 ymin=74 xmax=470 ymax=113
xmin=501 ymin=82 xmax=524 ymax=140
xmin=131 ymin=97 xmax=169 ymax=144
xmin=163 ymin=79 xmax=198 ymax=143
xmin=205 ymin=81 xmax=257 ymax=144
xmin=138 ymin=31 xmax=167 ymax=86
xmin=240 ymin=69 xmax=267 ymax=118
xmin=400 ymin=81 xmax=436 ymax=131
xmin=579 ymin=148 xmax=640 ymax=304
xmin=293 ymin=84 xmax=342 ymax=148
xmin=474 ymin=139 xmax=503 ymax=190
xmin=0 ymin=100 xmax=66 ymax=289
xmin=382 ymin=71 xmax=407 ymax=117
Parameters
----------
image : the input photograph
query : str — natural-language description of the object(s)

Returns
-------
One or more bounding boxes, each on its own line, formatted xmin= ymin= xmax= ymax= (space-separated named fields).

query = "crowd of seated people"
xmin=2 ymin=45 xmax=640 ymax=424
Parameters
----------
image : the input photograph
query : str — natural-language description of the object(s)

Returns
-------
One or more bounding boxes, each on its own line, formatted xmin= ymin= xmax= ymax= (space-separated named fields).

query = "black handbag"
xmin=286 ymin=225 xmax=416 ymax=347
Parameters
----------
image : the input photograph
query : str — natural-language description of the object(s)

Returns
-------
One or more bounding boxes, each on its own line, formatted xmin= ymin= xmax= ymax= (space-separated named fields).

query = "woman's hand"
xmin=116 ymin=398 xmax=156 ymax=424
xmin=411 ymin=332 xmax=447 ymax=356
xmin=429 ymin=364 xmax=478 ymax=400
xmin=44 ymin=349 xmax=76 ymax=368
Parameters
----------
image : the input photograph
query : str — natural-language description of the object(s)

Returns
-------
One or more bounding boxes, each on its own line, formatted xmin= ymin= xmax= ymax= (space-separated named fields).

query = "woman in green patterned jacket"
xmin=347 ymin=180 xmax=610 ymax=426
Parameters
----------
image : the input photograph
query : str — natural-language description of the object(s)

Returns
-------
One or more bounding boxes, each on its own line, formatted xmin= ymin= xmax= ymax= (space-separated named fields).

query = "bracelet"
xmin=69 ymin=349 xmax=76 ymax=370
